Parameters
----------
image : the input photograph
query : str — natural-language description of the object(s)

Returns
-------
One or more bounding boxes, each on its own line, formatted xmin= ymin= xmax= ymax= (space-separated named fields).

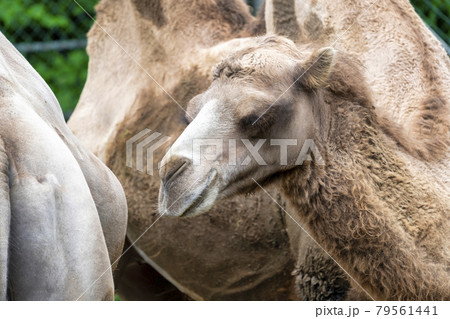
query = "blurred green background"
xmin=0 ymin=0 xmax=95 ymax=118
xmin=0 ymin=0 xmax=448 ymax=119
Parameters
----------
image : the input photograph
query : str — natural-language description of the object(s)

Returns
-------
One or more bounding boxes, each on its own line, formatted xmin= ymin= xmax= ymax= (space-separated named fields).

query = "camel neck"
xmin=285 ymin=92 xmax=391 ymax=214
xmin=279 ymin=95 xmax=449 ymax=300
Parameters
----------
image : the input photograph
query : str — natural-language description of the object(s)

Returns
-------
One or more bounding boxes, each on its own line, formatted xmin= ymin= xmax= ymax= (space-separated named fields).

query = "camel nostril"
xmin=161 ymin=158 xmax=189 ymax=187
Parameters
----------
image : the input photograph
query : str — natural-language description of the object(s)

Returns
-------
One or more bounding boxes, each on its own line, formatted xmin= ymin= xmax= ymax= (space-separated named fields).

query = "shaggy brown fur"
xmin=71 ymin=0 xmax=344 ymax=301
xmin=294 ymin=241 xmax=350 ymax=301
xmin=263 ymin=1 xmax=450 ymax=297
xmin=165 ymin=35 xmax=449 ymax=300
xmin=279 ymin=48 xmax=450 ymax=301
xmin=387 ymin=1 xmax=449 ymax=161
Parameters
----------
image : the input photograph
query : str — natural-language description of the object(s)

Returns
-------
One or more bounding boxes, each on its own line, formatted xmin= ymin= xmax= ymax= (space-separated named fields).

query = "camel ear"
xmin=297 ymin=47 xmax=335 ymax=90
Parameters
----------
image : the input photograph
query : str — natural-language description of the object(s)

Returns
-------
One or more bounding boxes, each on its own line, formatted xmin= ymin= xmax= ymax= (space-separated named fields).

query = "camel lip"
xmin=179 ymin=169 xmax=219 ymax=217
xmin=162 ymin=160 xmax=188 ymax=189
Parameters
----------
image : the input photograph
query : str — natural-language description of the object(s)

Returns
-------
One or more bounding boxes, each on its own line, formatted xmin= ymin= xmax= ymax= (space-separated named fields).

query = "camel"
xmin=159 ymin=35 xmax=450 ymax=300
xmin=69 ymin=0 xmax=349 ymax=300
xmin=263 ymin=0 xmax=450 ymax=296
xmin=0 ymin=32 xmax=127 ymax=300
xmin=265 ymin=0 xmax=450 ymax=164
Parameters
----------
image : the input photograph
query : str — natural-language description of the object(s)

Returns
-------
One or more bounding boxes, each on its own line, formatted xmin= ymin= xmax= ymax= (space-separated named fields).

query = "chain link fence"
xmin=0 ymin=1 xmax=448 ymax=118
xmin=0 ymin=0 xmax=95 ymax=118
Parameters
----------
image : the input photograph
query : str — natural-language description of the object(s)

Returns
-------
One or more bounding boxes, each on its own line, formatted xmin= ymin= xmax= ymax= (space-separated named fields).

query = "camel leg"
xmin=0 ymin=137 xmax=10 ymax=301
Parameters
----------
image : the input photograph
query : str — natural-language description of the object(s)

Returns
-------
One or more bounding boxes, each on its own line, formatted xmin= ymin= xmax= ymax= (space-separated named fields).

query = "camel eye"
xmin=239 ymin=111 xmax=277 ymax=137
xmin=239 ymin=114 xmax=259 ymax=129
xmin=239 ymin=101 xmax=292 ymax=135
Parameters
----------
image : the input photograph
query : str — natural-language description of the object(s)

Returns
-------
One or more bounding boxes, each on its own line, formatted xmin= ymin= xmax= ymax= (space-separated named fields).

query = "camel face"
xmin=159 ymin=36 xmax=333 ymax=217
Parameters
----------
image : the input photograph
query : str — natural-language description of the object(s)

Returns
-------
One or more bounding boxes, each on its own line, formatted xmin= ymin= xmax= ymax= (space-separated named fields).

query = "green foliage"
xmin=25 ymin=50 xmax=88 ymax=114
xmin=411 ymin=0 xmax=450 ymax=44
xmin=0 ymin=3 xmax=69 ymax=30
xmin=0 ymin=0 xmax=95 ymax=115
xmin=0 ymin=0 xmax=95 ymax=41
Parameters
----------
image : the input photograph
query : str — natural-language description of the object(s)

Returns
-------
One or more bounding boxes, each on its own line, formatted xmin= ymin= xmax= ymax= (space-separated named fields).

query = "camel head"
xmin=159 ymin=36 xmax=334 ymax=217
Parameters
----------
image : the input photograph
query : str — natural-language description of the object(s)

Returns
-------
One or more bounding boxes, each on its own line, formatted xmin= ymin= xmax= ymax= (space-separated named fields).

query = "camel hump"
xmin=0 ymin=136 xmax=10 ymax=300
xmin=268 ymin=0 xmax=301 ymax=40
xmin=379 ymin=96 xmax=450 ymax=161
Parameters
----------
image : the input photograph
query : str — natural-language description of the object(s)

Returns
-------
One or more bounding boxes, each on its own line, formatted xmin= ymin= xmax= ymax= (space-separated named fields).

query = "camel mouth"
xmin=179 ymin=169 xmax=219 ymax=217
xmin=159 ymin=168 xmax=220 ymax=218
